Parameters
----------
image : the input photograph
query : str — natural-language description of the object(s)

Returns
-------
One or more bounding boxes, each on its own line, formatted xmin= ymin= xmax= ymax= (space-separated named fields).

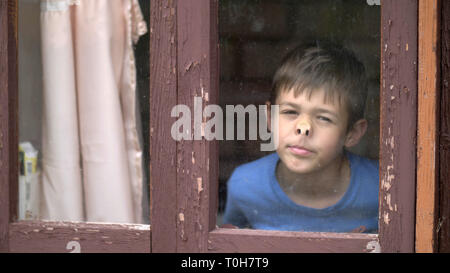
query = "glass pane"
xmin=218 ymin=0 xmax=380 ymax=233
xmin=18 ymin=0 xmax=150 ymax=224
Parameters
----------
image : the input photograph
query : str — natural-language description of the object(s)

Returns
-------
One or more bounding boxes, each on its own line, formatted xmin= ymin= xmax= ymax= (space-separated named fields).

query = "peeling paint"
xmin=123 ymin=224 xmax=150 ymax=231
xmin=366 ymin=240 xmax=381 ymax=253
xmin=383 ymin=211 xmax=391 ymax=224
xmin=185 ymin=60 xmax=199 ymax=72
xmin=86 ymin=229 xmax=100 ymax=233
xmin=386 ymin=193 xmax=394 ymax=211
xmin=179 ymin=212 xmax=187 ymax=241
xmin=383 ymin=164 xmax=394 ymax=191
xmin=197 ymin=177 xmax=203 ymax=194
xmin=179 ymin=212 xmax=184 ymax=222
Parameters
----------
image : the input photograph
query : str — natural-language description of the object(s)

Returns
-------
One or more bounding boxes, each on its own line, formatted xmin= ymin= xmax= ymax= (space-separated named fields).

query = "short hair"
xmin=271 ymin=40 xmax=368 ymax=130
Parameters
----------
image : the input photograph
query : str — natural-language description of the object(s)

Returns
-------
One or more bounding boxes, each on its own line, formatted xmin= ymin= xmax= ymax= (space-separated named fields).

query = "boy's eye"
xmin=317 ymin=116 xmax=332 ymax=123
xmin=281 ymin=110 xmax=298 ymax=115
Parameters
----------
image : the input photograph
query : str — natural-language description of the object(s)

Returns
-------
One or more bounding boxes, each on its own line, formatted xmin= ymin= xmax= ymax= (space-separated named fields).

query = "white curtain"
xmin=40 ymin=0 xmax=147 ymax=223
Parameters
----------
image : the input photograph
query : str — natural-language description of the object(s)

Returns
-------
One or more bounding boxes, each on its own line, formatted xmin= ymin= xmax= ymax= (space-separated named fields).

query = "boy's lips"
xmin=287 ymin=145 xmax=314 ymax=156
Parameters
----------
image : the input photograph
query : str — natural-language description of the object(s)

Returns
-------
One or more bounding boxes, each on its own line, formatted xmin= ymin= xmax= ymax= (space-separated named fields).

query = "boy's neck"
xmin=275 ymin=153 xmax=351 ymax=209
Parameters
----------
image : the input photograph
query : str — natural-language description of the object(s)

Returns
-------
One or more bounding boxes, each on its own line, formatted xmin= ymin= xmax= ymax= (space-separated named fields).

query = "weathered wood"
xmin=9 ymin=221 xmax=150 ymax=253
xmin=8 ymin=0 xmax=18 ymax=229
xmin=208 ymin=229 xmax=379 ymax=253
xmin=1 ymin=0 xmax=151 ymax=253
xmin=208 ymin=0 xmax=220 ymax=237
xmin=0 ymin=0 xmax=10 ymax=253
xmin=439 ymin=0 xmax=450 ymax=253
xmin=1 ymin=0 xmax=421 ymax=253
xmin=163 ymin=0 xmax=418 ymax=253
xmin=416 ymin=0 xmax=440 ymax=253
xmin=0 ymin=0 xmax=18 ymax=253
xmin=379 ymin=0 xmax=418 ymax=253
xmin=149 ymin=0 xmax=178 ymax=253
xmin=176 ymin=0 xmax=218 ymax=252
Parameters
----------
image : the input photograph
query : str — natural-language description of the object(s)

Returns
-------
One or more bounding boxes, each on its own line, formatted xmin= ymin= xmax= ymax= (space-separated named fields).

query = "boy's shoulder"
xmin=347 ymin=152 xmax=379 ymax=186
xmin=348 ymin=152 xmax=378 ymax=171
xmin=227 ymin=153 xmax=279 ymax=202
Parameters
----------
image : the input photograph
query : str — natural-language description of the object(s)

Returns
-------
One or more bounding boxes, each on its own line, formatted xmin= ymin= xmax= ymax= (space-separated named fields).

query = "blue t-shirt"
xmin=222 ymin=152 xmax=379 ymax=233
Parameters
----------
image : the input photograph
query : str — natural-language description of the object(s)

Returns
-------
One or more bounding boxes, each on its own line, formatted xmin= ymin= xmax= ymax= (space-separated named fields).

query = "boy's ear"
xmin=265 ymin=101 xmax=272 ymax=132
xmin=344 ymin=119 xmax=368 ymax=148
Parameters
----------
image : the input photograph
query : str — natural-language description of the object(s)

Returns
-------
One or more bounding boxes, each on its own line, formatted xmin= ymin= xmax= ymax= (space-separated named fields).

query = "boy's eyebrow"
xmin=279 ymin=102 xmax=339 ymax=117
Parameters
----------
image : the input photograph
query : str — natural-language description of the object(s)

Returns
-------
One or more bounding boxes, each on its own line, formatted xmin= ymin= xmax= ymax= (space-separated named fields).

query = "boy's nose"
xmin=296 ymin=118 xmax=311 ymax=136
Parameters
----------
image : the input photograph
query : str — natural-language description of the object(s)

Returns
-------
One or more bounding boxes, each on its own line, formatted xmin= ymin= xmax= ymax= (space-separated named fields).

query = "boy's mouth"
xmin=287 ymin=145 xmax=313 ymax=156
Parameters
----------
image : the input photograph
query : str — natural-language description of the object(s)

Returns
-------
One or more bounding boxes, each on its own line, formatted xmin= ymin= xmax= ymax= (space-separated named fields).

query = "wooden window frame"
xmin=0 ymin=0 xmax=150 ymax=253
xmin=150 ymin=0 xmax=438 ymax=253
xmin=0 ymin=0 xmax=441 ymax=253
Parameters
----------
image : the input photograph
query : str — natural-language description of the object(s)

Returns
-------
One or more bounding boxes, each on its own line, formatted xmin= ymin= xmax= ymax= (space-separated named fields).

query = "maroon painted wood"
xmin=149 ymin=0 xmax=178 ymax=253
xmin=175 ymin=0 xmax=219 ymax=252
xmin=0 ymin=0 xmax=10 ymax=253
xmin=166 ymin=0 xmax=417 ymax=253
xmin=9 ymin=221 xmax=150 ymax=253
xmin=208 ymin=229 xmax=379 ymax=253
xmin=0 ymin=0 xmax=422 ymax=253
xmin=439 ymin=0 xmax=450 ymax=253
xmin=0 ymin=0 xmax=18 ymax=253
xmin=379 ymin=0 xmax=417 ymax=252
xmin=0 ymin=0 xmax=151 ymax=253
xmin=8 ymin=0 xmax=18 ymax=227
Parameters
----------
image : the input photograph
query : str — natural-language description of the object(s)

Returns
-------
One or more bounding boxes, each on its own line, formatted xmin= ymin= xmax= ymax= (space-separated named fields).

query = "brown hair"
xmin=271 ymin=40 xmax=368 ymax=130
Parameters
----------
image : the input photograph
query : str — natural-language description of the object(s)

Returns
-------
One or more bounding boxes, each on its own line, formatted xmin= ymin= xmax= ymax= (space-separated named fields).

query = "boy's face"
xmin=274 ymin=88 xmax=358 ymax=174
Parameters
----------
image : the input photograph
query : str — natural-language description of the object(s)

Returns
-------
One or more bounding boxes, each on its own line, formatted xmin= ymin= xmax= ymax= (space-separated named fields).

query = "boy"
xmin=222 ymin=41 xmax=379 ymax=233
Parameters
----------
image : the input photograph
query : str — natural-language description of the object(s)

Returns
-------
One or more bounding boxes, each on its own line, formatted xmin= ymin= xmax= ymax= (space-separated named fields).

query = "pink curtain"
xmin=40 ymin=0 xmax=147 ymax=223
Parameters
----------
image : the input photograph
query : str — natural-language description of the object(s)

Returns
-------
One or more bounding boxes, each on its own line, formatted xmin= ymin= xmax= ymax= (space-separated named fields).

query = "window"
xmin=217 ymin=0 xmax=380 ymax=234
xmin=149 ymin=0 xmax=421 ymax=253
xmin=1 ymin=0 xmax=442 ymax=253
xmin=18 ymin=0 xmax=150 ymax=225
xmin=1 ymin=0 xmax=150 ymax=253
